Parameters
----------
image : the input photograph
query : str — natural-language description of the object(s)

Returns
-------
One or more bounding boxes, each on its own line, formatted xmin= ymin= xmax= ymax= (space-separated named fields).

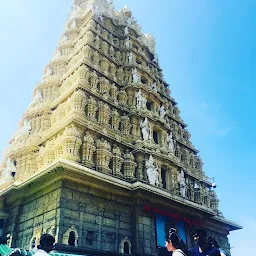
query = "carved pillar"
xmin=110 ymin=63 xmax=116 ymax=79
xmin=44 ymin=140 xmax=56 ymax=166
xmin=61 ymin=125 xmax=82 ymax=162
xmin=98 ymin=102 xmax=111 ymax=127
xmin=76 ymin=65 xmax=89 ymax=84
xmin=101 ymin=41 xmax=109 ymax=54
xmin=131 ymin=117 xmax=140 ymax=138
xmin=157 ymin=162 xmax=163 ymax=188
xmin=99 ymin=77 xmax=110 ymax=98
xmin=87 ymin=97 xmax=98 ymax=121
xmin=112 ymin=145 xmax=124 ymax=176
xmin=71 ymin=90 xmax=87 ymax=114
xmin=85 ymin=30 xmax=94 ymax=43
xmin=123 ymin=150 xmax=137 ymax=179
xmin=121 ymin=115 xmax=131 ymax=136
xmin=101 ymin=57 xmax=109 ymax=74
xmin=110 ymin=84 xmax=118 ymax=104
xmin=90 ymin=71 xmax=99 ymax=92
xmin=83 ymin=45 xmax=93 ymax=60
xmin=124 ymin=69 xmax=131 ymax=84
xmin=135 ymin=153 xmax=144 ymax=180
xmin=118 ymin=90 xmax=127 ymax=105
xmin=95 ymin=138 xmax=112 ymax=174
xmin=82 ymin=132 xmax=96 ymax=168
xmin=116 ymin=67 xmax=123 ymax=84
xmin=127 ymin=89 xmax=135 ymax=108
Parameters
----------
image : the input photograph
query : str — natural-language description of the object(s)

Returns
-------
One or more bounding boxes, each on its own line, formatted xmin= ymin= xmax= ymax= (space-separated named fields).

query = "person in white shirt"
xmin=165 ymin=231 xmax=187 ymax=256
xmin=33 ymin=234 xmax=55 ymax=256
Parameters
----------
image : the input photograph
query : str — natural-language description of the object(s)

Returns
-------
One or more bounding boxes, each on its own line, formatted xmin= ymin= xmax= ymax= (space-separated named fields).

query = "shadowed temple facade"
xmin=0 ymin=0 xmax=241 ymax=255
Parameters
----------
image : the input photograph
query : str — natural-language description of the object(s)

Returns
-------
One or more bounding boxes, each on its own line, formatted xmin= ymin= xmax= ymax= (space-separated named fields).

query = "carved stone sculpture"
xmin=159 ymin=104 xmax=166 ymax=118
xmin=15 ymin=119 xmax=32 ymax=141
xmin=123 ymin=150 xmax=137 ymax=179
xmin=152 ymin=82 xmax=158 ymax=93
xmin=135 ymin=89 xmax=147 ymax=111
xmin=128 ymin=52 xmax=133 ymax=65
xmin=145 ymin=155 xmax=159 ymax=186
xmin=121 ymin=115 xmax=131 ymax=135
xmin=45 ymin=67 xmax=53 ymax=76
xmin=132 ymin=68 xmax=141 ymax=84
xmin=178 ymin=169 xmax=186 ymax=197
xmin=166 ymin=132 xmax=175 ymax=154
xmin=1 ymin=158 xmax=16 ymax=183
xmin=124 ymin=26 xmax=129 ymax=36
xmin=95 ymin=138 xmax=112 ymax=174
xmin=82 ymin=132 xmax=96 ymax=168
xmin=125 ymin=37 xmax=130 ymax=49
xmin=61 ymin=125 xmax=82 ymax=162
xmin=112 ymin=145 xmax=123 ymax=176
xmin=140 ymin=117 xmax=149 ymax=141
xmin=33 ymin=90 xmax=43 ymax=103
xmin=111 ymin=109 xmax=120 ymax=131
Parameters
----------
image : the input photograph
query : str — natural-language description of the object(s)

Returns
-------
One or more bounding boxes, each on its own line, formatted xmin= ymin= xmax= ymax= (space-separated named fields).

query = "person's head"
xmin=38 ymin=234 xmax=55 ymax=253
xmin=207 ymin=236 xmax=219 ymax=248
xmin=165 ymin=232 xmax=181 ymax=252
xmin=192 ymin=228 xmax=207 ymax=247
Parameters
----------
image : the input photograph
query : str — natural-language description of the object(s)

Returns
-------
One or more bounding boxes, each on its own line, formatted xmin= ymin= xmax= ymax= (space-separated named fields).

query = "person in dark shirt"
xmin=188 ymin=228 xmax=220 ymax=256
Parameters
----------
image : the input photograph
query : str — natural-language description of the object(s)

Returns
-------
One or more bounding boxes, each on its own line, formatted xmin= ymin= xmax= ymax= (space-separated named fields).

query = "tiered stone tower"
xmin=0 ymin=1 xmax=240 ymax=255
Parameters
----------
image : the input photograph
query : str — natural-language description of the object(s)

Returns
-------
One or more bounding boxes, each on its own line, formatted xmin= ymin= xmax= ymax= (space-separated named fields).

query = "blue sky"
xmin=0 ymin=0 xmax=255 ymax=255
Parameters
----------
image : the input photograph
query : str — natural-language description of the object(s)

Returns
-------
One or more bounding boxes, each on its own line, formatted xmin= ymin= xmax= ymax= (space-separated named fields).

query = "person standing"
xmin=165 ymin=232 xmax=187 ymax=256
xmin=33 ymin=234 xmax=55 ymax=256
xmin=188 ymin=228 xmax=220 ymax=256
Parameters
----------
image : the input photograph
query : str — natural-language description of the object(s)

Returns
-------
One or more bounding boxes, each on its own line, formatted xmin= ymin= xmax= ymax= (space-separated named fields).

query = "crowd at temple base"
xmin=0 ymin=227 xmax=227 ymax=256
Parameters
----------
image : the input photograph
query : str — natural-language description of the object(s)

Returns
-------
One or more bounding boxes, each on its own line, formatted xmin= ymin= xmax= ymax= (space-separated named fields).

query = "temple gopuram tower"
xmin=0 ymin=1 xmax=241 ymax=255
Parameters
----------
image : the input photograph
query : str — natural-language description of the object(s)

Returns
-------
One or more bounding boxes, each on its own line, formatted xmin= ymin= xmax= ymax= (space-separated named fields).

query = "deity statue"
xmin=145 ymin=155 xmax=159 ymax=186
xmin=116 ymin=67 xmax=123 ymax=82
xmin=56 ymin=49 xmax=62 ymax=57
xmin=62 ymin=34 xmax=69 ymax=42
xmin=33 ymin=90 xmax=43 ymax=102
xmin=126 ymin=16 xmax=132 ymax=26
xmin=71 ymin=20 xmax=77 ymax=29
xmin=128 ymin=52 xmax=133 ymax=65
xmin=152 ymin=82 xmax=158 ymax=93
xmin=2 ymin=158 xmax=16 ymax=181
xmin=15 ymin=119 xmax=32 ymax=141
xmin=132 ymin=68 xmax=141 ymax=84
xmin=159 ymin=104 xmax=166 ymax=118
xmin=166 ymin=132 xmax=175 ymax=154
xmin=90 ymin=71 xmax=98 ymax=88
xmin=45 ymin=67 xmax=53 ymax=76
xmin=125 ymin=37 xmax=130 ymax=49
xmin=178 ymin=170 xmax=186 ymax=197
xmin=135 ymin=89 xmax=147 ymax=110
xmin=140 ymin=117 xmax=149 ymax=141
xmin=124 ymin=26 xmax=129 ymax=36
xmin=109 ymin=45 xmax=114 ymax=56
xmin=153 ymin=54 xmax=159 ymax=64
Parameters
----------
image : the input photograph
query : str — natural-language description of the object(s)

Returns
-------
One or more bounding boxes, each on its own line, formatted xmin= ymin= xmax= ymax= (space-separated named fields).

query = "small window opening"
xmin=68 ymin=231 xmax=76 ymax=246
xmin=136 ymin=59 xmax=142 ymax=65
xmin=124 ymin=241 xmax=130 ymax=254
xmin=86 ymin=231 xmax=94 ymax=245
xmin=146 ymin=101 xmax=154 ymax=111
xmin=161 ymin=169 xmax=167 ymax=189
xmin=153 ymin=130 xmax=158 ymax=144
xmin=141 ymin=77 xmax=148 ymax=84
